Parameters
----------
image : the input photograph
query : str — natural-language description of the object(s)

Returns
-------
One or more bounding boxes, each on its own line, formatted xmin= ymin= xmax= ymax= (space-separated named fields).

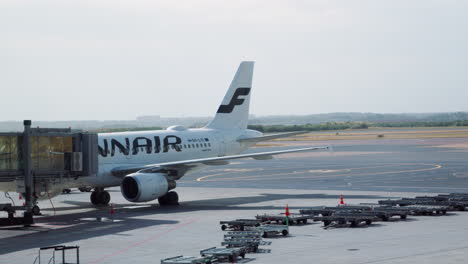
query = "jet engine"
xmin=120 ymin=172 xmax=169 ymax=202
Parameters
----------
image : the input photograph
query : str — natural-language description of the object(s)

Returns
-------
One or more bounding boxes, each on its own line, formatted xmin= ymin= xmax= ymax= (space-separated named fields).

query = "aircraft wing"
xmin=111 ymin=146 xmax=328 ymax=178
xmin=237 ymin=131 xmax=308 ymax=144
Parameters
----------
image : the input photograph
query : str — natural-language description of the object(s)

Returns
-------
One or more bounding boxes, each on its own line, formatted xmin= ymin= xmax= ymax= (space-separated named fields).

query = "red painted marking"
xmin=87 ymin=218 xmax=198 ymax=264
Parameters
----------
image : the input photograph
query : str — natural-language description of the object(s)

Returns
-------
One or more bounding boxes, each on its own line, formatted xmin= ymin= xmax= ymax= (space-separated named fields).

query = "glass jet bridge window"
xmin=0 ymin=136 xmax=21 ymax=171
xmin=31 ymin=136 xmax=72 ymax=172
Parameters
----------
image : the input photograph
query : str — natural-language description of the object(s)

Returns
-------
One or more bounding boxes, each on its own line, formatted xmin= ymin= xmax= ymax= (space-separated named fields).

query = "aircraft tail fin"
xmin=205 ymin=61 xmax=254 ymax=130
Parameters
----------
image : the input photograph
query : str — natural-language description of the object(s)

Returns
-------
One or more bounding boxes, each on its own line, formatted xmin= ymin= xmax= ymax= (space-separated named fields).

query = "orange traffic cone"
xmin=339 ymin=195 xmax=345 ymax=205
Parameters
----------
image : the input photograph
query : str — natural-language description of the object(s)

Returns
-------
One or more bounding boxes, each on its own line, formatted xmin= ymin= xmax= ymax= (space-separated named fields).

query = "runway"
xmin=180 ymin=137 xmax=468 ymax=193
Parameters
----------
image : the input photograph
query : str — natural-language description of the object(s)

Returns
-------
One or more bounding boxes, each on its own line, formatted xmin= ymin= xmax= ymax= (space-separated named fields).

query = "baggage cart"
xmin=255 ymin=213 xmax=308 ymax=225
xmin=200 ymin=247 xmax=245 ymax=263
xmin=219 ymin=219 xmax=262 ymax=231
xmin=161 ymin=255 xmax=217 ymax=264
xmin=313 ymin=212 xmax=380 ymax=228
xmin=245 ymin=224 xmax=289 ymax=237
xmin=221 ymin=238 xmax=263 ymax=253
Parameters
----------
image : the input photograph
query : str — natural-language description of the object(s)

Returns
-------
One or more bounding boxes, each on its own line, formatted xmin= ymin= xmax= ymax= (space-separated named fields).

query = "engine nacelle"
xmin=120 ymin=172 xmax=169 ymax=202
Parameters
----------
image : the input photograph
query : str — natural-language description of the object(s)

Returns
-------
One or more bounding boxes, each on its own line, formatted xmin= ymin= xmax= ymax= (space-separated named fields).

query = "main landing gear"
xmin=158 ymin=191 xmax=179 ymax=206
xmin=90 ymin=188 xmax=111 ymax=206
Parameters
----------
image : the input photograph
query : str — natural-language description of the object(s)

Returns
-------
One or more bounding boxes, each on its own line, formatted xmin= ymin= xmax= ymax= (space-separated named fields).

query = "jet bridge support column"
xmin=22 ymin=120 xmax=33 ymax=226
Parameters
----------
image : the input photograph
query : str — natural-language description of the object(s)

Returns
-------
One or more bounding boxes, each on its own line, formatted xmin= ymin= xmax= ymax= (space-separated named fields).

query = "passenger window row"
xmin=172 ymin=142 xmax=211 ymax=149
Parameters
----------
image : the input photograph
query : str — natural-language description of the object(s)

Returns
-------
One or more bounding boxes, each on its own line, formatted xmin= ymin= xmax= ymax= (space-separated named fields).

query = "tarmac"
xmin=1 ymin=135 xmax=468 ymax=264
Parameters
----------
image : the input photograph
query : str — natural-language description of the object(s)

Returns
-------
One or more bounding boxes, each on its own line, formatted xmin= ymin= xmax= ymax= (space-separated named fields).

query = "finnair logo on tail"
xmin=217 ymin=87 xmax=251 ymax=113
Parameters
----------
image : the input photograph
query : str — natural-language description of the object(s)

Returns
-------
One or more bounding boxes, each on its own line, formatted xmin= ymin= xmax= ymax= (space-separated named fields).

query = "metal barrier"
xmin=33 ymin=245 xmax=80 ymax=264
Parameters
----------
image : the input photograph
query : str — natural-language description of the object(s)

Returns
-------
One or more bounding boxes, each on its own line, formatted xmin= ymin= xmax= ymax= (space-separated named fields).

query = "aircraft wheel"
xmin=167 ymin=191 xmax=179 ymax=205
xmin=90 ymin=192 xmax=99 ymax=205
xmin=32 ymin=205 xmax=41 ymax=215
xmin=159 ymin=191 xmax=179 ymax=206
xmin=98 ymin=191 xmax=111 ymax=206
xmin=79 ymin=187 xmax=91 ymax=192
xmin=158 ymin=195 xmax=167 ymax=205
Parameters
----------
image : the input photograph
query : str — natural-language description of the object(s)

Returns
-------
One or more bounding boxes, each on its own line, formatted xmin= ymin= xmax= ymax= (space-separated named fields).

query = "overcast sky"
xmin=1 ymin=0 xmax=467 ymax=121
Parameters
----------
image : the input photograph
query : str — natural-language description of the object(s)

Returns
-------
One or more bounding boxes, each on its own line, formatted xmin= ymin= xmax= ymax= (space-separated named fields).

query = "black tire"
xmin=221 ymin=225 xmax=227 ymax=231
xmin=350 ymin=221 xmax=358 ymax=227
xmin=382 ymin=216 xmax=389 ymax=222
xmin=401 ymin=215 xmax=407 ymax=219
xmin=442 ymin=210 xmax=447 ymax=215
xmin=324 ymin=220 xmax=331 ymax=226
xmin=282 ymin=229 xmax=289 ymax=236
xmin=262 ymin=232 xmax=268 ymax=238
xmin=79 ymin=187 xmax=86 ymax=192
xmin=98 ymin=191 xmax=111 ymax=205
xmin=32 ymin=205 xmax=41 ymax=215
xmin=90 ymin=192 xmax=99 ymax=205
xmin=158 ymin=195 xmax=168 ymax=205
xmin=240 ymin=225 xmax=245 ymax=231
xmin=166 ymin=191 xmax=179 ymax=205
xmin=365 ymin=220 xmax=372 ymax=225
xmin=241 ymin=253 xmax=245 ymax=259
xmin=302 ymin=219 xmax=308 ymax=224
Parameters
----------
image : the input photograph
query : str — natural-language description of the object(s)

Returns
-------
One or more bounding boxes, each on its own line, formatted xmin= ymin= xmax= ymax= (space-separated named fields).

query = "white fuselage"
xmin=80 ymin=127 xmax=260 ymax=188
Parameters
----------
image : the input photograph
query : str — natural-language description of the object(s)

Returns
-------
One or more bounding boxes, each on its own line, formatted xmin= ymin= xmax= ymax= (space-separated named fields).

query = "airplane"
xmin=1 ymin=61 xmax=328 ymax=214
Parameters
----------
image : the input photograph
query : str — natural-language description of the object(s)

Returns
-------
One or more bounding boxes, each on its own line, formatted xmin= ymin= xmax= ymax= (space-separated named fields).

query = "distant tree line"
xmin=90 ymin=120 xmax=468 ymax=133
xmin=92 ymin=126 xmax=164 ymax=133
xmin=248 ymin=120 xmax=468 ymax=133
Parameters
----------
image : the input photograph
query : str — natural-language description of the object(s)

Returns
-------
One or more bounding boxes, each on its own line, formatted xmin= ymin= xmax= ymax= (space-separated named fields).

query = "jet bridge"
xmin=0 ymin=120 xmax=98 ymax=226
